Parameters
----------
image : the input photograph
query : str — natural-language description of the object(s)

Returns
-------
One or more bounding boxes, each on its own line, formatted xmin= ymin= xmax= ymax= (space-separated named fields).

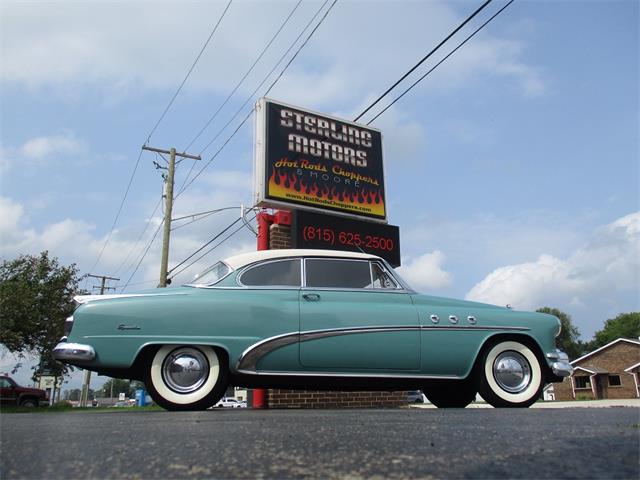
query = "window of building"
xmin=305 ymin=259 xmax=371 ymax=289
xmin=608 ymin=375 xmax=622 ymax=387
xmin=574 ymin=376 xmax=590 ymax=389
xmin=240 ymin=259 xmax=301 ymax=287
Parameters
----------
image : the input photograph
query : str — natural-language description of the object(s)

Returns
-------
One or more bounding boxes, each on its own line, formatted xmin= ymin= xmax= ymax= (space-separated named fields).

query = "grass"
xmin=0 ymin=404 xmax=164 ymax=414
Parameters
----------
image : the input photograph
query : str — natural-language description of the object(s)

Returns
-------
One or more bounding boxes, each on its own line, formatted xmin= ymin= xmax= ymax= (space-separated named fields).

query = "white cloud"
xmin=398 ymin=250 xmax=453 ymax=291
xmin=1 ymin=131 xmax=87 ymax=173
xmin=465 ymin=211 xmax=640 ymax=319
xmin=20 ymin=132 xmax=85 ymax=159
xmin=0 ymin=1 xmax=546 ymax=105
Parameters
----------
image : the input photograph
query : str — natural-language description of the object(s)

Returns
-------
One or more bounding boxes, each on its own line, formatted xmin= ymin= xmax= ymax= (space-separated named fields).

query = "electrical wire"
xmin=168 ymin=217 xmax=244 ymax=275
xmin=168 ymin=213 xmax=256 ymax=282
xmin=177 ymin=0 xmax=338 ymax=196
xmin=144 ymin=0 xmax=234 ymax=144
xmin=113 ymin=197 xmax=163 ymax=275
xmin=176 ymin=0 xmax=332 ymax=196
xmin=171 ymin=206 xmax=242 ymax=231
xmin=183 ymin=0 xmax=303 ymax=153
xmin=353 ymin=0 xmax=493 ymax=123
xmin=120 ymin=219 xmax=164 ymax=291
xmin=88 ymin=147 xmax=145 ymax=277
xmin=366 ymin=0 xmax=515 ymax=125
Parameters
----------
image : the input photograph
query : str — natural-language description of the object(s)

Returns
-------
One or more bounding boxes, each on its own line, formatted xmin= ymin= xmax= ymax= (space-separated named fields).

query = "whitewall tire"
xmin=145 ymin=345 xmax=228 ymax=411
xmin=476 ymin=340 xmax=543 ymax=408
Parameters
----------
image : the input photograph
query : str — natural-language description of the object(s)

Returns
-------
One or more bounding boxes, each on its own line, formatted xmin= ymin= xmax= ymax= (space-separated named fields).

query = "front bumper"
xmin=52 ymin=342 xmax=95 ymax=362
xmin=546 ymin=349 xmax=573 ymax=377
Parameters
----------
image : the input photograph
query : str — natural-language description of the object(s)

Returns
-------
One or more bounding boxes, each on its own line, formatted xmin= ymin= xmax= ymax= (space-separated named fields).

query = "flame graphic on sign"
xmin=268 ymin=167 xmax=385 ymax=217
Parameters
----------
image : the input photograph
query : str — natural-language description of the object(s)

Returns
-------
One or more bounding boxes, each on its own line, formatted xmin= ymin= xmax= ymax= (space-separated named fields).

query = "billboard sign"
xmin=291 ymin=210 xmax=400 ymax=267
xmin=255 ymin=98 xmax=386 ymax=222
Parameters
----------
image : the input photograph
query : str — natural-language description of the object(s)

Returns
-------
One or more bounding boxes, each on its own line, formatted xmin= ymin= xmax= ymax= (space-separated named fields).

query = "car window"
xmin=305 ymin=259 xmax=372 ymax=289
xmin=0 ymin=378 xmax=12 ymax=388
xmin=240 ymin=259 xmax=301 ymax=287
xmin=371 ymin=262 xmax=398 ymax=289
xmin=190 ymin=261 xmax=231 ymax=286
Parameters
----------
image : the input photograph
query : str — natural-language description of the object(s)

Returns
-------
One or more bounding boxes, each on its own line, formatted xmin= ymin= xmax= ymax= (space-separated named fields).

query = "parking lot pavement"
xmin=2 ymin=407 xmax=638 ymax=479
xmin=410 ymin=398 xmax=640 ymax=409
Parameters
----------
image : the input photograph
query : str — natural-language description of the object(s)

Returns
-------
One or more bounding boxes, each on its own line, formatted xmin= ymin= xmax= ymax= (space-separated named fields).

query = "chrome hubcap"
xmin=162 ymin=348 xmax=209 ymax=393
xmin=493 ymin=351 xmax=531 ymax=393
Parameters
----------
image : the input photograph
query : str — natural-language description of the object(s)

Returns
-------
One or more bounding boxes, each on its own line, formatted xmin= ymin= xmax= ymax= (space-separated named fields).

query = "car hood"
xmin=74 ymin=286 xmax=195 ymax=305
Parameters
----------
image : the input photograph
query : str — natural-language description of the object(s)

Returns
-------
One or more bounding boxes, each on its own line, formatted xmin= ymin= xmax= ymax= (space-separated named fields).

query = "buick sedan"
xmin=53 ymin=249 xmax=572 ymax=410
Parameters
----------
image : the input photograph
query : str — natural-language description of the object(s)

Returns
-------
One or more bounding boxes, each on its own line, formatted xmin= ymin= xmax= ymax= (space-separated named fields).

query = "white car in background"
xmin=214 ymin=397 xmax=246 ymax=408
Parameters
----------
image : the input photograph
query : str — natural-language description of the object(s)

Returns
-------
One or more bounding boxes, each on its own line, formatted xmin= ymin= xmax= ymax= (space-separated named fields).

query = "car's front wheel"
xmin=145 ymin=345 xmax=228 ymax=411
xmin=423 ymin=381 xmax=477 ymax=408
xmin=475 ymin=340 xmax=544 ymax=408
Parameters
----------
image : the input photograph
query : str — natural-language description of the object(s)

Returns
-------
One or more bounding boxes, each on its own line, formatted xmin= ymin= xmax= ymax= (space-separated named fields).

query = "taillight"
xmin=64 ymin=316 xmax=74 ymax=336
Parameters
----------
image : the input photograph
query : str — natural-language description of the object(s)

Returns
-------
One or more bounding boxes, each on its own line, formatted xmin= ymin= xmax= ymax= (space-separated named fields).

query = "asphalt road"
xmin=1 ymin=408 xmax=638 ymax=479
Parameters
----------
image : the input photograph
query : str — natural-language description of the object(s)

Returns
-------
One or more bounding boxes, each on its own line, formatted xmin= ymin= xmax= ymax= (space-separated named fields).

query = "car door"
xmin=0 ymin=378 xmax=18 ymax=406
xmin=299 ymin=258 xmax=420 ymax=371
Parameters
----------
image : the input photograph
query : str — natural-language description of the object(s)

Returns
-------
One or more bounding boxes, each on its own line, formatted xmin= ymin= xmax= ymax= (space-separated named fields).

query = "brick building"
xmin=553 ymin=338 xmax=640 ymax=401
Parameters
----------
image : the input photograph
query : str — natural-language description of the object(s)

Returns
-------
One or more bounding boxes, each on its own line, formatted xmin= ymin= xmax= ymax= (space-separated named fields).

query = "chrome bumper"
xmin=52 ymin=342 xmax=95 ymax=362
xmin=546 ymin=349 xmax=573 ymax=377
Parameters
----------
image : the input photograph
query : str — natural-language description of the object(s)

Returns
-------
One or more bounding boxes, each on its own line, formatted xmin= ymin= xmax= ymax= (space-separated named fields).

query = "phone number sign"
xmin=291 ymin=210 xmax=400 ymax=267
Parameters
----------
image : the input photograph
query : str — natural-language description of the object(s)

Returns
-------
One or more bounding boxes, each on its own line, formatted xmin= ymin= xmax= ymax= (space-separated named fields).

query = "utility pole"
xmin=142 ymin=146 xmax=201 ymax=287
xmin=79 ymin=274 xmax=119 ymax=407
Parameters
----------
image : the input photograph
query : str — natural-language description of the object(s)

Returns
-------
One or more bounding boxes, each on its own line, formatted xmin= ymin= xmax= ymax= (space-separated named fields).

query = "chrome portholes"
xmin=492 ymin=351 xmax=532 ymax=394
xmin=449 ymin=315 xmax=458 ymax=325
xmin=430 ymin=314 xmax=440 ymax=324
xmin=467 ymin=316 xmax=477 ymax=325
xmin=162 ymin=347 xmax=209 ymax=394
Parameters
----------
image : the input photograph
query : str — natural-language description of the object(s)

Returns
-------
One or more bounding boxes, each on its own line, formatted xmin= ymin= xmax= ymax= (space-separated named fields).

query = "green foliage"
xmin=536 ymin=307 xmax=586 ymax=360
xmin=0 ymin=251 xmax=83 ymax=376
xmin=99 ymin=378 xmax=143 ymax=398
xmin=589 ymin=312 xmax=640 ymax=350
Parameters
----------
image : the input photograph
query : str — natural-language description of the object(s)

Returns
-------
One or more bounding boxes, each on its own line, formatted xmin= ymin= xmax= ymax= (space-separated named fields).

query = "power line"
xmin=120 ymin=219 xmax=164 ymax=291
xmin=183 ymin=0 xmax=303 ymax=153
xmin=113 ymin=197 xmax=163 ymax=275
xmin=145 ymin=0 xmax=234 ymax=144
xmin=168 ymin=217 xmax=244 ymax=275
xmin=353 ymin=0 xmax=493 ymax=123
xmin=88 ymin=147 xmax=145 ymax=276
xmin=366 ymin=0 xmax=515 ymax=125
xmin=177 ymin=0 xmax=338 ymax=196
xmin=168 ymin=213 xmax=256 ymax=282
xmin=171 ymin=206 xmax=242 ymax=231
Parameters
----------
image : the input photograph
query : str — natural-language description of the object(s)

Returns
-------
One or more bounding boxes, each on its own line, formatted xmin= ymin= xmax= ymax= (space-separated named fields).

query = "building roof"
xmin=624 ymin=362 xmax=640 ymax=373
xmin=573 ymin=365 xmax=609 ymax=375
xmin=223 ymin=249 xmax=380 ymax=270
xmin=571 ymin=338 xmax=640 ymax=366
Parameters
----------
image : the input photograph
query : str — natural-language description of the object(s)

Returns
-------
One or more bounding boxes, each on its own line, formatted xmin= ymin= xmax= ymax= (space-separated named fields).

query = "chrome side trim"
xmin=52 ymin=342 xmax=95 ymax=361
xmin=74 ymin=293 xmax=188 ymax=305
xmin=235 ymin=369 xmax=461 ymax=380
xmin=236 ymin=324 xmax=532 ymax=372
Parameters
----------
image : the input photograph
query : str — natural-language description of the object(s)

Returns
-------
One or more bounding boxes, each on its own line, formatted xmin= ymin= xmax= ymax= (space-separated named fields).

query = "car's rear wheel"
xmin=475 ymin=340 xmax=543 ymax=408
xmin=145 ymin=345 xmax=228 ymax=411
xmin=423 ymin=381 xmax=477 ymax=408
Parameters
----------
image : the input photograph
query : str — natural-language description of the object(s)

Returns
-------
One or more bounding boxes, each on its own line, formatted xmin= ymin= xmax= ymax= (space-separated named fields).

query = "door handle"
xmin=302 ymin=293 xmax=321 ymax=302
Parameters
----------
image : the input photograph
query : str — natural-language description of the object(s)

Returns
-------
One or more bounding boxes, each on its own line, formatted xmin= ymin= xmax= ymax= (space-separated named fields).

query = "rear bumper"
xmin=52 ymin=342 xmax=95 ymax=362
xmin=546 ymin=349 xmax=573 ymax=377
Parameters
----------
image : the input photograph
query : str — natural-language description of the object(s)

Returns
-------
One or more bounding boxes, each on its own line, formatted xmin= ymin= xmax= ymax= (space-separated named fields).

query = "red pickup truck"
xmin=0 ymin=375 xmax=49 ymax=407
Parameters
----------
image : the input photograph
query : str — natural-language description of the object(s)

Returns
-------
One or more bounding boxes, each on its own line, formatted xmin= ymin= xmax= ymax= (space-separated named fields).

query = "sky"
xmin=1 ymin=0 xmax=638 ymax=391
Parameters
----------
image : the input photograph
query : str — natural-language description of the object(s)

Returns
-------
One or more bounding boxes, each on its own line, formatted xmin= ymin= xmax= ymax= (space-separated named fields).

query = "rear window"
xmin=190 ymin=262 xmax=231 ymax=286
xmin=305 ymin=259 xmax=371 ymax=289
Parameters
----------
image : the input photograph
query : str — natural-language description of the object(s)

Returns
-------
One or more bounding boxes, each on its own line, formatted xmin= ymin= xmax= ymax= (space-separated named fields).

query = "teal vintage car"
xmin=53 ymin=249 xmax=572 ymax=410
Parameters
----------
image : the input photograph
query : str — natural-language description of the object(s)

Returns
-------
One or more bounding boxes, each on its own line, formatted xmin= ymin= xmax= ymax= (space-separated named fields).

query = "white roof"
xmin=223 ymin=249 xmax=380 ymax=270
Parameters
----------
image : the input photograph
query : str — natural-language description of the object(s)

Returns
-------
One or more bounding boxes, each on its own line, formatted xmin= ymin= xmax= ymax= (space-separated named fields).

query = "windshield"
xmin=188 ymin=261 xmax=231 ymax=286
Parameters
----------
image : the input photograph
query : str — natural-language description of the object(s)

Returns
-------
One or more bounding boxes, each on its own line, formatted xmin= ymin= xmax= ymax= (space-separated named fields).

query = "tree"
xmin=99 ymin=378 xmax=144 ymax=398
xmin=536 ymin=307 xmax=586 ymax=360
xmin=0 ymin=251 xmax=83 ymax=378
xmin=589 ymin=312 xmax=640 ymax=350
